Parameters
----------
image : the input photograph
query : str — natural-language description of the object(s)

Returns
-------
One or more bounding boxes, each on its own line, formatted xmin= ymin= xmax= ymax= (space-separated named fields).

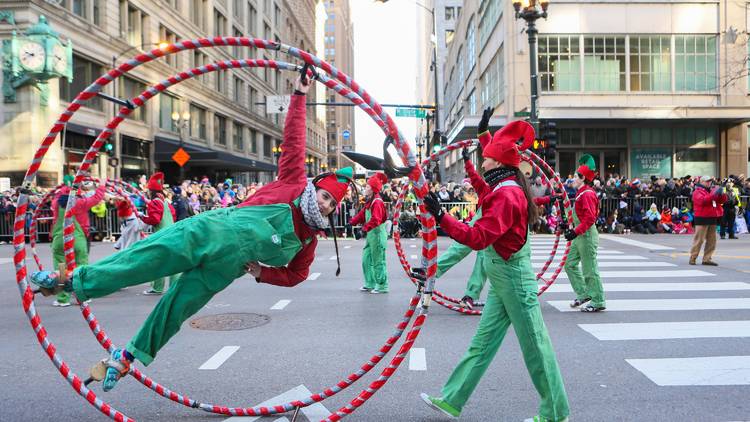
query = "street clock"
xmin=2 ymin=15 xmax=73 ymax=104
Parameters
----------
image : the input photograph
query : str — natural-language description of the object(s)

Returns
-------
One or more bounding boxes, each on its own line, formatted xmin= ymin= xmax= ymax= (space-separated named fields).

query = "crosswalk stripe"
xmin=344 ymin=245 xmax=351 ymax=249
xmin=199 ymin=346 xmax=240 ymax=370
xmin=548 ymin=298 xmax=750 ymax=312
xmin=409 ymin=348 xmax=427 ymax=371
xmin=306 ymin=272 xmax=321 ymax=281
xmin=543 ymin=282 xmax=750 ymax=293
xmin=224 ymin=384 xmax=331 ymax=421
xmin=579 ymin=321 xmax=750 ymax=340
xmin=270 ymin=300 xmax=291 ymax=310
xmin=626 ymin=356 xmax=750 ymax=386
xmin=531 ymin=255 xmax=646 ymax=261
xmin=533 ymin=261 xmax=675 ymax=268
xmin=554 ymin=270 xmax=714 ymax=279
xmin=599 ymin=234 xmax=674 ymax=250
xmin=329 ymin=255 xmax=337 ymax=260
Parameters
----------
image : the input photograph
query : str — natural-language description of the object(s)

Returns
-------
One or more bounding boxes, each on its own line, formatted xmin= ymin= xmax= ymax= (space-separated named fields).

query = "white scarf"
xmin=300 ymin=181 xmax=329 ymax=229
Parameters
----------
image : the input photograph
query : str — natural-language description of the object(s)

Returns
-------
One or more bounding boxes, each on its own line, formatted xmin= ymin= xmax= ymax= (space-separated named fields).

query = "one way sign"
xmin=266 ymin=95 xmax=291 ymax=114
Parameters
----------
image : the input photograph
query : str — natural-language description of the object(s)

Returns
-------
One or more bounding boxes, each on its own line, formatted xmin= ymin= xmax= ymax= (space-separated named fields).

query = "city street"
xmin=2 ymin=234 xmax=749 ymax=421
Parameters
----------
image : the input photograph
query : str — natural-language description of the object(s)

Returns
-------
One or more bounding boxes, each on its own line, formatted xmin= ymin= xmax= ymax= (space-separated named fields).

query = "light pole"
xmin=513 ymin=0 xmax=550 ymax=129
xmin=272 ymin=146 xmax=283 ymax=164
xmin=305 ymin=157 xmax=314 ymax=177
xmin=171 ymin=110 xmax=191 ymax=183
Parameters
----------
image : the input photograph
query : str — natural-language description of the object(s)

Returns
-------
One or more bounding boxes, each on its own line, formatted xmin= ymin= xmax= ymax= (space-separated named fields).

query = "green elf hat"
xmin=314 ymin=166 xmax=354 ymax=203
xmin=576 ymin=154 xmax=597 ymax=182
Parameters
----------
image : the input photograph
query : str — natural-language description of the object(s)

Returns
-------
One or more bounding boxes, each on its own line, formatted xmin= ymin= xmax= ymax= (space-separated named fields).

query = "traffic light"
xmin=539 ymin=120 xmax=557 ymax=169
xmin=104 ymin=141 xmax=114 ymax=156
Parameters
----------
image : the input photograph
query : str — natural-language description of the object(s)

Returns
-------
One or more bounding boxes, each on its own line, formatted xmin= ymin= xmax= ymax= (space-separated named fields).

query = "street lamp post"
xmin=513 ymin=0 xmax=550 ymax=128
xmin=171 ymin=110 xmax=191 ymax=183
xmin=305 ymin=157 xmax=314 ymax=177
xmin=272 ymin=146 xmax=283 ymax=164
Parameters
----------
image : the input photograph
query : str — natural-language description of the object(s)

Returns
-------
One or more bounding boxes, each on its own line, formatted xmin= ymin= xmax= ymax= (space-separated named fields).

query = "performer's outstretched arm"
xmin=276 ymin=77 xmax=309 ymax=185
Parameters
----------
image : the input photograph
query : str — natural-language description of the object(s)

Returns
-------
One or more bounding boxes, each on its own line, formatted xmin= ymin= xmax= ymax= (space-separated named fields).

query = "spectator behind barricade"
xmin=631 ymin=203 xmax=653 ymax=234
xmin=437 ymin=185 xmax=451 ymax=202
xmin=659 ymin=206 xmax=674 ymax=233
xmin=645 ymin=203 xmax=660 ymax=233
xmin=530 ymin=176 xmax=548 ymax=199
xmin=171 ymin=186 xmax=192 ymax=221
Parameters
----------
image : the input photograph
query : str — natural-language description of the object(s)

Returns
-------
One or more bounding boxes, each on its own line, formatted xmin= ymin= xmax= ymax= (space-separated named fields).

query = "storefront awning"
xmin=445 ymin=115 xmax=508 ymax=145
xmin=154 ymin=136 xmax=277 ymax=172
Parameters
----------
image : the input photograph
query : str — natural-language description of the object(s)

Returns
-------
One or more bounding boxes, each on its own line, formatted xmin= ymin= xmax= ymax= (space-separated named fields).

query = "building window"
xmin=263 ymin=23 xmax=271 ymax=40
xmin=558 ymin=128 xmax=582 ymax=145
xmin=192 ymin=51 xmax=208 ymax=83
xmin=59 ymin=55 xmax=104 ymax=111
xmin=247 ymin=2 xmax=257 ymax=34
xmin=214 ymin=9 xmax=227 ymax=36
xmin=73 ymin=0 xmax=87 ymax=19
xmin=457 ymin=47 xmax=464 ymax=86
xmin=249 ymin=87 xmax=259 ymax=114
xmin=233 ymin=77 xmax=244 ymax=103
xmin=629 ymin=36 xmax=671 ymax=91
xmin=585 ymin=128 xmax=626 ymax=146
xmin=159 ymin=94 xmax=178 ymax=131
xmin=190 ymin=0 xmax=206 ymax=30
xmin=263 ymin=134 xmax=272 ymax=157
xmin=214 ymin=114 xmax=227 ymax=146
xmin=632 ymin=127 xmax=672 ymax=145
xmin=124 ymin=4 xmax=147 ymax=47
xmin=263 ymin=0 xmax=271 ymax=16
xmin=190 ymin=104 xmax=207 ymax=139
xmin=539 ymin=35 xmax=580 ymax=92
xmin=233 ymin=122 xmax=244 ymax=150
xmin=480 ymin=47 xmax=503 ymax=109
xmin=233 ymin=0 xmax=243 ymax=20
xmin=675 ymin=35 xmax=717 ymax=91
xmin=159 ymin=25 xmax=178 ymax=67
xmin=674 ymin=127 xmax=717 ymax=176
xmin=250 ymin=129 xmax=258 ymax=154
xmin=216 ymin=70 xmax=226 ymax=94
xmin=478 ymin=0 xmax=500 ymax=50
xmin=233 ymin=26 xmax=243 ymax=57
xmin=119 ymin=77 xmax=146 ymax=122
xmin=274 ymin=4 xmax=281 ymax=26
xmin=583 ymin=36 xmax=625 ymax=91
xmin=467 ymin=89 xmax=476 ymax=115
xmin=466 ymin=19 xmax=476 ymax=71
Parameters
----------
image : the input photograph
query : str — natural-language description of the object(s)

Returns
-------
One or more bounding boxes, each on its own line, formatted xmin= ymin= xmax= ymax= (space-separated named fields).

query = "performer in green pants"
xmin=563 ymin=154 xmax=606 ymax=312
xmin=351 ymin=172 xmax=389 ymax=293
xmin=419 ymin=119 xmax=569 ymax=422
xmin=139 ymin=172 xmax=177 ymax=295
xmin=30 ymin=74 xmax=355 ymax=392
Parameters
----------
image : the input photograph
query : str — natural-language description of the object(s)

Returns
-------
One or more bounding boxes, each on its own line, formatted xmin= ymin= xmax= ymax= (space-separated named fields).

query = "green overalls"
xmin=440 ymin=239 xmax=569 ymax=421
xmin=148 ymin=198 xmax=174 ymax=293
xmin=564 ymin=200 xmax=605 ymax=308
xmin=362 ymin=198 xmax=388 ymax=292
xmin=436 ymin=209 xmax=487 ymax=301
xmin=71 ymin=204 xmax=302 ymax=365
xmin=52 ymin=206 xmax=89 ymax=305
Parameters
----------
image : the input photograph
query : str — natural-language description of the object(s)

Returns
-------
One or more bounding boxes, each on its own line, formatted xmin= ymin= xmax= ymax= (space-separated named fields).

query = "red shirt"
xmin=439 ymin=175 xmax=529 ymax=260
xmin=140 ymin=194 xmax=176 ymax=226
xmin=350 ymin=196 xmax=386 ymax=232
xmin=237 ymin=93 xmax=319 ymax=287
xmin=572 ymin=185 xmax=599 ymax=235
xmin=692 ymin=184 xmax=727 ymax=219
xmin=51 ymin=185 xmax=106 ymax=237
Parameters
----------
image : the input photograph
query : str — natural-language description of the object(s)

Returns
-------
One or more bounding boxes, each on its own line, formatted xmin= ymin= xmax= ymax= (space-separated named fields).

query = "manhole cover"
xmin=190 ymin=313 xmax=270 ymax=331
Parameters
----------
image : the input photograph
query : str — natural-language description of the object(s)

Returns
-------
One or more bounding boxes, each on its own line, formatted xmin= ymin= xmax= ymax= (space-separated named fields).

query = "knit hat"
xmin=147 ymin=172 xmax=165 ymax=191
xmin=482 ymin=121 xmax=535 ymax=168
xmin=367 ymin=172 xmax=388 ymax=192
xmin=576 ymin=154 xmax=597 ymax=182
xmin=314 ymin=167 xmax=353 ymax=203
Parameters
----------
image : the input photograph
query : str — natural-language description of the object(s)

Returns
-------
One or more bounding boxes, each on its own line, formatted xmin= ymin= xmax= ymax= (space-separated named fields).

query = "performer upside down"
xmin=30 ymin=74 xmax=355 ymax=391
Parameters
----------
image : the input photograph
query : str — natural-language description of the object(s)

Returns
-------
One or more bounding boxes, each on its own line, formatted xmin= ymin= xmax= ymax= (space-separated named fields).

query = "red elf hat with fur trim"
xmin=482 ymin=121 xmax=535 ymax=168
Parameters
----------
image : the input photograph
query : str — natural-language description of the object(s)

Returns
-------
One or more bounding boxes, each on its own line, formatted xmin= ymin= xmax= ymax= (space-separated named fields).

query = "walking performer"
xmin=563 ymin=154 xmax=606 ymax=312
xmin=418 ymin=120 xmax=570 ymax=422
xmin=351 ymin=172 xmax=390 ymax=294
xmin=30 ymin=72 xmax=356 ymax=391
xmin=49 ymin=179 xmax=107 ymax=307
xmin=689 ymin=175 xmax=727 ymax=265
xmin=112 ymin=196 xmax=148 ymax=252
xmin=140 ymin=172 xmax=177 ymax=295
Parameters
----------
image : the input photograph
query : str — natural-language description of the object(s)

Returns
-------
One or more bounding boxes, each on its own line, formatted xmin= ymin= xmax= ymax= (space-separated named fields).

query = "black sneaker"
xmin=581 ymin=304 xmax=606 ymax=312
xmin=569 ymin=297 xmax=591 ymax=308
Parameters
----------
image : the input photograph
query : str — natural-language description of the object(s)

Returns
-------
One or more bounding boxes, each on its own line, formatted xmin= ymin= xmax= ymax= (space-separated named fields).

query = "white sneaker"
xmin=359 ymin=286 xmax=373 ymax=292
xmin=52 ymin=300 xmax=71 ymax=307
xmin=142 ymin=289 xmax=163 ymax=295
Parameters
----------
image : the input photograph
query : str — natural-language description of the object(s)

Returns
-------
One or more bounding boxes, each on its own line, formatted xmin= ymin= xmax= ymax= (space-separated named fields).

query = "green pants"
xmin=71 ymin=206 xmax=301 ymax=365
xmin=149 ymin=198 xmax=175 ymax=293
xmin=564 ymin=227 xmax=605 ymax=308
xmin=362 ymin=226 xmax=388 ymax=291
xmin=51 ymin=206 xmax=89 ymax=305
xmin=436 ymin=210 xmax=487 ymax=300
xmin=440 ymin=241 xmax=569 ymax=421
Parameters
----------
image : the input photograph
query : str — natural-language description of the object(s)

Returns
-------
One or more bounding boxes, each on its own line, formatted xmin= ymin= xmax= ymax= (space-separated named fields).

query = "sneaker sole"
xmin=420 ymin=393 xmax=459 ymax=419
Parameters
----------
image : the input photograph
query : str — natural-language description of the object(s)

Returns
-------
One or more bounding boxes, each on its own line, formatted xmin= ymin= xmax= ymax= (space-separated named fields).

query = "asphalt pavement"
xmin=1 ymin=232 xmax=749 ymax=422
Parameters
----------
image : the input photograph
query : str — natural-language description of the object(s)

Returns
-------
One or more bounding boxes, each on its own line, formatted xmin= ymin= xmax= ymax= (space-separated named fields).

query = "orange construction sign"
xmin=172 ymin=147 xmax=191 ymax=167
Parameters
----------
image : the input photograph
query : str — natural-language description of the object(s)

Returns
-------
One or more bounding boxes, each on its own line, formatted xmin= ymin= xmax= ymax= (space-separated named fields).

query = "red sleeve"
xmin=350 ymin=207 xmax=366 ymax=226
xmin=465 ymin=160 xmax=489 ymax=203
xmin=573 ymin=191 xmax=598 ymax=235
xmin=439 ymin=192 xmax=510 ymax=251
xmin=362 ymin=199 xmax=386 ymax=232
xmin=534 ymin=196 xmax=551 ymax=206
xmin=276 ymin=94 xmax=307 ymax=185
xmin=140 ymin=198 xmax=164 ymax=226
xmin=258 ymin=238 xmax=316 ymax=287
xmin=712 ymin=188 xmax=728 ymax=205
xmin=692 ymin=189 xmax=710 ymax=207
xmin=72 ymin=185 xmax=106 ymax=212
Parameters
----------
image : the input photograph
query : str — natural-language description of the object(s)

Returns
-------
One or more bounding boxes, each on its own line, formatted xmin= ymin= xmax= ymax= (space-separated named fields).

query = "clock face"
xmin=52 ymin=44 xmax=68 ymax=74
xmin=19 ymin=41 xmax=46 ymax=72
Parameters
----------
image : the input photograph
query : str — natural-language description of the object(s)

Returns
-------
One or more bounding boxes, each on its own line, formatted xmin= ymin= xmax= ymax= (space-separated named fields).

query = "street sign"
xmin=514 ymin=110 xmax=531 ymax=117
xmin=266 ymin=95 xmax=291 ymax=114
xmin=342 ymin=130 xmax=350 ymax=140
xmin=395 ymin=108 xmax=427 ymax=118
xmin=172 ymin=147 xmax=191 ymax=167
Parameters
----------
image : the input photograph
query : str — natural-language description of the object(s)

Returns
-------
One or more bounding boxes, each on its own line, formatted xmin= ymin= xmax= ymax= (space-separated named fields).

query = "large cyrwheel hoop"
xmin=12 ymin=38 xmax=439 ymax=422
xmin=393 ymin=139 xmax=574 ymax=315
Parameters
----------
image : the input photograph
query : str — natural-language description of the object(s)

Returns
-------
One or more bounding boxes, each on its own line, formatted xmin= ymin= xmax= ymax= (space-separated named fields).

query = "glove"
xmin=461 ymin=147 xmax=471 ymax=162
xmin=410 ymin=267 xmax=426 ymax=281
xmin=478 ymin=107 xmax=492 ymax=135
xmin=564 ymin=229 xmax=578 ymax=241
xmin=558 ymin=221 xmax=569 ymax=232
xmin=423 ymin=192 xmax=445 ymax=223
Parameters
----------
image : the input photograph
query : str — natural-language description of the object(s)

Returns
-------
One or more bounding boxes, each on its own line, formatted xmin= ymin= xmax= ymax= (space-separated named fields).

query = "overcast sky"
xmin=350 ymin=0 xmax=420 ymax=158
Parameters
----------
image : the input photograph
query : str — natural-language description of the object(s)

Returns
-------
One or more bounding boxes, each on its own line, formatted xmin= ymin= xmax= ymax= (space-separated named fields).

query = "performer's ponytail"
xmin=513 ymin=169 xmax=539 ymax=226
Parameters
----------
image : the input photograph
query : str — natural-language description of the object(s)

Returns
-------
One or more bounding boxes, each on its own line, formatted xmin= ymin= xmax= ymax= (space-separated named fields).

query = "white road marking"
xmin=544 ymin=282 xmax=750 ymax=293
xmin=410 ymin=244 xmax=417 ymax=248
xmin=273 ymin=418 xmax=289 ymax=422
xmin=409 ymin=348 xmax=427 ymax=371
xmin=579 ymin=321 xmax=750 ymax=341
xmin=411 ymin=255 xmax=418 ymax=259
xmin=548 ymin=298 xmax=750 ymax=312
xmin=270 ymin=300 xmax=291 ymax=310
xmin=344 ymin=245 xmax=351 ymax=249
xmin=532 ymin=255 xmax=646 ymax=261
xmin=599 ymin=234 xmax=674 ymax=250
xmin=306 ymin=272 xmax=321 ymax=281
xmin=329 ymin=255 xmax=337 ymax=260
xmin=224 ymin=385 xmax=332 ymax=421
xmin=555 ymin=270 xmax=714 ymax=279
xmin=626 ymin=356 xmax=750 ymax=386
xmin=533 ymin=261 xmax=675 ymax=268
xmin=0 ymin=258 xmax=12 ymax=265
xmin=199 ymin=346 xmax=240 ymax=370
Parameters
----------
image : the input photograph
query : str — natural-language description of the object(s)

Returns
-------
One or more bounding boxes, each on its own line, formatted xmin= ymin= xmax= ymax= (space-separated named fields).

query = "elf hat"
xmin=147 ymin=172 xmax=165 ymax=191
xmin=482 ymin=121 xmax=535 ymax=168
xmin=367 ymin=172 xmax=389 ymax=192
xmin=314 ymin=167 xmax=354 ymax=203
xmin=576 ymin=154 xmax=597 ymax=182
